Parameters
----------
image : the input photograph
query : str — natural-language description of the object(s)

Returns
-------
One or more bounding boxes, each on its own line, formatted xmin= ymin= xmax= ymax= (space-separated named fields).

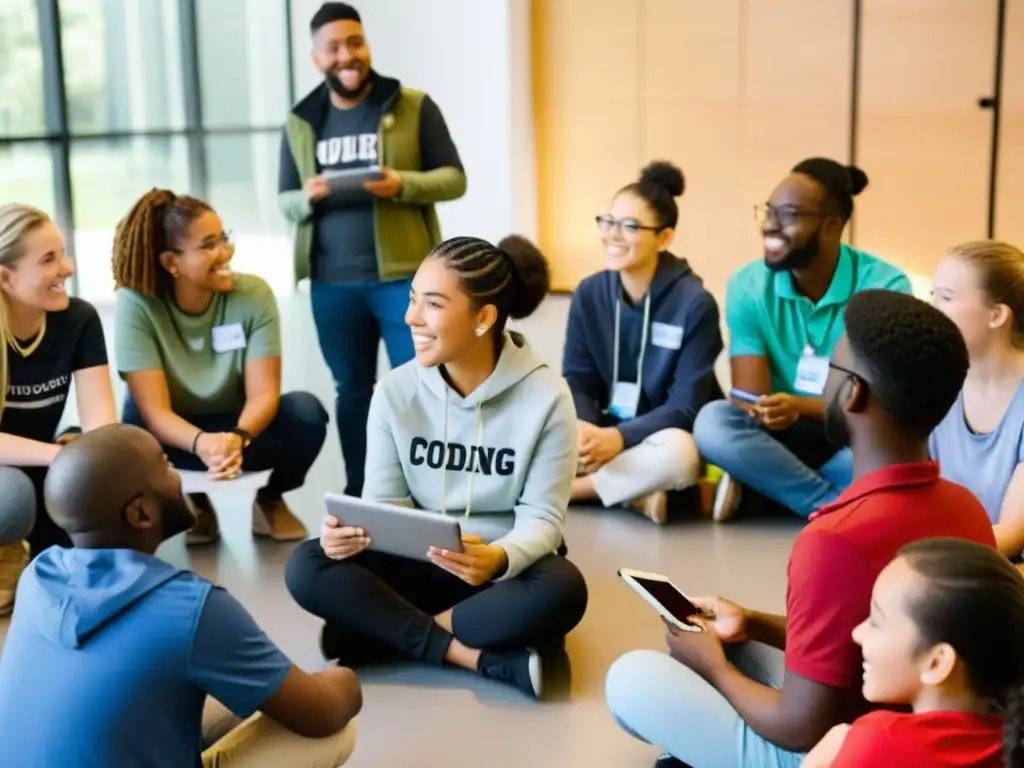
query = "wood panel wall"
xmin=533 ymin=0 xmax=1021 ymax=298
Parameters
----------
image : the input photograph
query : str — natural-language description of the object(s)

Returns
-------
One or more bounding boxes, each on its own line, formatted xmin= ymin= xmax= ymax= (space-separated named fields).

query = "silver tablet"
xmin=323 ymin=493 xmax=463 ymax=562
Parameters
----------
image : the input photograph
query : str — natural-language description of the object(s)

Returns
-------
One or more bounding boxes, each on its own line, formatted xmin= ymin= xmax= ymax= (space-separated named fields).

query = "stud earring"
xmin=476 ymin=326 xmax=488 ymax=337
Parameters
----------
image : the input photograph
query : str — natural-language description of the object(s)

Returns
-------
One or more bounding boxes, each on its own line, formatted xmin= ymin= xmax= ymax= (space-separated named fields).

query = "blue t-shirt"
xmin=929 ymin=383 xmax=1024 ymax=524
xmin=0 ymin=548 xmax=291 ymax=767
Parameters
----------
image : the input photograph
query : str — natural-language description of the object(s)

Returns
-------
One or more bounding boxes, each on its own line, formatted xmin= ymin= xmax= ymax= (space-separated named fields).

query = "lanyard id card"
xmin=794 ymin=344 xmax=830 ymax=395
xmin=607 ymin=292 xmax=652 ymax=421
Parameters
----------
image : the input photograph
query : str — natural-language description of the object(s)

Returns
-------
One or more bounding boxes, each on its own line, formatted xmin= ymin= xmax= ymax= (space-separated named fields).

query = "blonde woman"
xmin=0 ymin=204 xmax=116 ymax=613
xmin=930 ymin=241 xmax=1024 ymax=562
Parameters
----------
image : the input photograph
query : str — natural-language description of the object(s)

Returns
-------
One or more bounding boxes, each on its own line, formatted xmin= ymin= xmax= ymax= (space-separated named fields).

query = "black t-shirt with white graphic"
xmin=1 ymin=298 xmax=108 ymax=443
xmin=312 ymin=97 xmax=383 ymax=284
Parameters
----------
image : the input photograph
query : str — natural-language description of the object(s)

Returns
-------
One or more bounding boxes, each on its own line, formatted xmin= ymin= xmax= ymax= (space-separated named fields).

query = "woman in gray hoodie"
xmin=286 ymin=235 xmax=588 ymax=698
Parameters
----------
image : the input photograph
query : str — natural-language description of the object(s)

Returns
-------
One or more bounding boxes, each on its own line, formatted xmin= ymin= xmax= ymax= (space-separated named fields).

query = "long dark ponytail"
xmin=900 ymin=538 xmax=1024 ymax=767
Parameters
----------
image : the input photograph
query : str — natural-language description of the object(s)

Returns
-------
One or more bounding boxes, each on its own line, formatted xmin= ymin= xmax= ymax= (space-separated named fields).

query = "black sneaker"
xmin=477 ymin=649 xmax=542 ymax=698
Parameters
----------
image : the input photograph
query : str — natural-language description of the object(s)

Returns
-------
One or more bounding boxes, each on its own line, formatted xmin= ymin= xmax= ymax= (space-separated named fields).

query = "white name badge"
xmin=211 ymin=323 xmax=247 ymax=354
xmin=794 ymin=351 xmax=830 ymax=395
xmin=609 ymin=381 xmax=640 ymax=420
xmin=651 ymin=322 xmax=684 ymax=350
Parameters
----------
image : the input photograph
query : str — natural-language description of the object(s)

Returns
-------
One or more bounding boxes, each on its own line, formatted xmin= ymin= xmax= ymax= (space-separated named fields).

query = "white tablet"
xmin=323 ymin=166 xmax=385 ymax=194
xmin=618 ymin=568 xmax=707 ymax=633
xmin=324 ymin=493 xmax=463 ymax=562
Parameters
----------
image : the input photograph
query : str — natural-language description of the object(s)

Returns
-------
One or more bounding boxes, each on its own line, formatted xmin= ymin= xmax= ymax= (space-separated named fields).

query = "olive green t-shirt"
xmin=114 ymin=273 xmax=280 ymax=416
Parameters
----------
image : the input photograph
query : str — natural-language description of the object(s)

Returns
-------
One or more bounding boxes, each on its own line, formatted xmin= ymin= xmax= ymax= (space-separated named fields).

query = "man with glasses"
xmin=692 ymin=157 xmax=911 ymax=522
xmin=278 ymin=2 xmax=466 ymax=497
xmin=606 ymin=290 xmax=995 ymax=768
xmin=0 ymin=424 xmax=362 ymax=767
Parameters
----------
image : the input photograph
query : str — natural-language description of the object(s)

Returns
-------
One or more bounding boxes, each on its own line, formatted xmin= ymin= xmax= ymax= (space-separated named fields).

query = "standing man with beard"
xmin=279 ymin=2 xmax=466 ymax=496
xmin=605 ymin=290 xmax=995 ymax=768
xmin=693 ymin=157 xmax=911 ymax=521
xmin=0 ymin=424 xmax=362 ymax=767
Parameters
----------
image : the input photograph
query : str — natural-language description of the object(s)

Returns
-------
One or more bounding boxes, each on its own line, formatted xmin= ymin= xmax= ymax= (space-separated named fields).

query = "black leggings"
xmin=285 ymin=540 xmax=589 ymax=665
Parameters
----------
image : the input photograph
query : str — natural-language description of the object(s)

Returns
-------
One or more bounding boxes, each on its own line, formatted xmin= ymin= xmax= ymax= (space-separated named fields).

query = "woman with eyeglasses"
xmin=111 ymin=189 xmax=327 ymax=545
xmin=563 ymin=161 xmax=723 ymax=524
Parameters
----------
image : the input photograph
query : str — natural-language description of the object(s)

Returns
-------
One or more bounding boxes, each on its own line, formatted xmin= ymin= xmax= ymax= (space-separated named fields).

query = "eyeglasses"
xmin=753 ymin=203 xmax=824 ymax=228
xmin=595 ymin=215 xmax=665 ymax=239
xmin=172 ymin=230 xmax=234 ymax=254
xmin=828 ymin=361 xmax=866 ymax=385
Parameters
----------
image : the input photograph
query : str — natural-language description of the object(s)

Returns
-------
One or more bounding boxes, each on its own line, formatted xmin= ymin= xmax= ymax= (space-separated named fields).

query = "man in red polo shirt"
xmin=605 ymin=289 xmax=995 ymax=768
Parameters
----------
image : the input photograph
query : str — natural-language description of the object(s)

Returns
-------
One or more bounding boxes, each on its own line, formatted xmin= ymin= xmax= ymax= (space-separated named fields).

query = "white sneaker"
xmin=712 ymin=474 xmax=742 ymax=522
xmin=0 ymin=541 xmax=30 ymax=616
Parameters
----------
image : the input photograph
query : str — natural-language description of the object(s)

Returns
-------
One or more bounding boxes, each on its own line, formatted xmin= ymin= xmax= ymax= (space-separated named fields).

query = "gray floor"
xmin=0 ymin=293 xmax=801 ymax=767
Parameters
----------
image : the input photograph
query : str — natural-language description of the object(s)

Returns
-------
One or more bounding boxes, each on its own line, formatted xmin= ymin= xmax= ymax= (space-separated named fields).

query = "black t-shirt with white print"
xmin=1 ymin=298 xmax=108 ymax=443
xmin=312 ymin=96 xmax=383 ymax=284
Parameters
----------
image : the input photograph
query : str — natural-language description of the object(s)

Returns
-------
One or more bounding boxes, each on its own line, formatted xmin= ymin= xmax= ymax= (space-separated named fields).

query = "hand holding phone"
xmin=618 ymin=568 xmax=709 ymax=632
xmin=729 ymin=387 xmax=761 ymax=406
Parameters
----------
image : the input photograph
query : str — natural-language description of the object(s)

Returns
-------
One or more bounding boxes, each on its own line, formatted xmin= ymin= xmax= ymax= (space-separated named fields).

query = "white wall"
xmin=289 ymin=0 xmax=537 ymax=243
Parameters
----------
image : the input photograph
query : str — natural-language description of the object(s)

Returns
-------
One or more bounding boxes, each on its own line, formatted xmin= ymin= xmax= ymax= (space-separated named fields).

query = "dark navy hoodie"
xmin=562 ymin=251 xmax=724 ymax=447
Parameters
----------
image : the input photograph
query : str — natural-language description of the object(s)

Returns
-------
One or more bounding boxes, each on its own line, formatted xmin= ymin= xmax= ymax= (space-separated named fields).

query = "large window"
xmin=1 ymin=0 xmax=294 ymax=303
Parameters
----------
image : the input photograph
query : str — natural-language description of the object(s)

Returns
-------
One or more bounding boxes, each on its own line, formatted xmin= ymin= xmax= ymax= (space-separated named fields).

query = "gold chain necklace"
xmin=6 ymin=314 xmax=47 ymax=358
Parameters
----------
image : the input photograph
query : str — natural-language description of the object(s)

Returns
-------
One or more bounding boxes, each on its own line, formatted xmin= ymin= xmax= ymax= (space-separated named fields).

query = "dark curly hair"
xmin=792 ymin=157 xmax=868 ymax=222
xmin=428 ymin=235 xmax=550 ymax=345
xmin=844 ymin=289 xmax=968 ymax=439
xmin=617 ymin=160 xmax=685 ymax=230
xmin=899 ymin=538 xmax=1024 ymax=768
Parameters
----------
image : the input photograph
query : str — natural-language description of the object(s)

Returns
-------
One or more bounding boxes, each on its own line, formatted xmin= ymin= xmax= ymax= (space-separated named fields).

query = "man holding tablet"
xmin=606 ymin=291 xmax=996 ymax=768
xmin=278 ymin=2 xmax=466 ymax=497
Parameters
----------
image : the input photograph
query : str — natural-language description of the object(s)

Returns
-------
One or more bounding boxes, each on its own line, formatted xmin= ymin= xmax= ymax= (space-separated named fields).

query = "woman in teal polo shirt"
xmin=111 ymin=189 xmax=328 ymax=545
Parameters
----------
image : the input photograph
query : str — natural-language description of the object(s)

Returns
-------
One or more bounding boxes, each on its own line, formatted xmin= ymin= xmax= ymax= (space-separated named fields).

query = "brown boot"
xmin=252 ymin=497 xmax=307 ymax=542
xmin=0 ymin=541 xmax=29 ymax=616
xmin=185 ymin=493 xmax=221 ymax=546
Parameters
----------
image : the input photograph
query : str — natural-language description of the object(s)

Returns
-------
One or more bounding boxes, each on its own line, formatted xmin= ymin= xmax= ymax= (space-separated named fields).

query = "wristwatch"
xmin=230 ymin=427 xmax=254 ymax=448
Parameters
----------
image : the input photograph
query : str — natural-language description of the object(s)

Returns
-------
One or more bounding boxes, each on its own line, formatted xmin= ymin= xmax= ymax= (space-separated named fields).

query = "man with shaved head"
xmin=0 ymin=424 xmax=361 ymax=767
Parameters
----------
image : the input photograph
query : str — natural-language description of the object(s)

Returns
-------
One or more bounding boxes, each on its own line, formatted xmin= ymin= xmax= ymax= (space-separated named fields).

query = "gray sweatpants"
xmin=0 ymin=467 xmax=38 ymax=546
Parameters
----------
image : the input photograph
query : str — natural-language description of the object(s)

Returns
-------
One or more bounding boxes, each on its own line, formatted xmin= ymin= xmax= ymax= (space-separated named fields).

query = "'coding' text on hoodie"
xmin=363 ymin=331 xmax=578 ymax=581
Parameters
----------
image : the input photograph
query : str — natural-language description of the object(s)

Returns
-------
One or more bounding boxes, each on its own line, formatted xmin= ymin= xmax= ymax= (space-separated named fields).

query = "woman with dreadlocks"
xmin=112 ymin=189 xmax=327 ymax=546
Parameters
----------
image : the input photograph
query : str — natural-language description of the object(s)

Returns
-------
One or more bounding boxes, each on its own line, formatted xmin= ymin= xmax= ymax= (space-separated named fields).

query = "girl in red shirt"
xmin=804 ymin=537 xmax=1021 ymax=767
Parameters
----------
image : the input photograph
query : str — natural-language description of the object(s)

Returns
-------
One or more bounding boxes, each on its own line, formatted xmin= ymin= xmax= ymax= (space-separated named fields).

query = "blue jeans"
xmin=310 ymin=279 xmax=415 ymax=496
xmin=606 ymin=642 xmax=804 ymax=768
xmin=693 ymin=400 xmax=852 ymax=518
xmin=122 ymin=391 xmax=328 ymax=500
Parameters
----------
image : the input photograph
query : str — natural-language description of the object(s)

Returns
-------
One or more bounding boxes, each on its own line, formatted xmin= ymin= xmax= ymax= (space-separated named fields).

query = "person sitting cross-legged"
xmin=565 ymin=161 xmax=723 ymax=524
xmin=286 ymin=235 xmax=588 ymax=699
xmin=0 ymin=424 xmax=361 ymax=768
xmin=693 ymin=158 xmax=911 ymax=522
xmin=606 ymin=290 xmax=995 ymax=768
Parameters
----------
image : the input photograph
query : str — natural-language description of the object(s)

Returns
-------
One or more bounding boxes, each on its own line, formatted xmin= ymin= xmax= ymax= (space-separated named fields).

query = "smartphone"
xmin=729 ymin=387 xmax=761 ymax=405
xmin=618 ymin=568 xmax=707 ymax=632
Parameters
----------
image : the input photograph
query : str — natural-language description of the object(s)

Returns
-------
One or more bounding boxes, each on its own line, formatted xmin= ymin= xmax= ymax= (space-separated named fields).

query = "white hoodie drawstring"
xmin=439 ymin=387 xmax=482 ymax=519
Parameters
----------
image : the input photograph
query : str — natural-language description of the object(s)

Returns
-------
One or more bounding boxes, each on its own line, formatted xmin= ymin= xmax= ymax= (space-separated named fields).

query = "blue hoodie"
xmin=562 ymin=252 xmax=724 ymax=447
xmin=0 ymin=548 xmax=291 ymax=767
